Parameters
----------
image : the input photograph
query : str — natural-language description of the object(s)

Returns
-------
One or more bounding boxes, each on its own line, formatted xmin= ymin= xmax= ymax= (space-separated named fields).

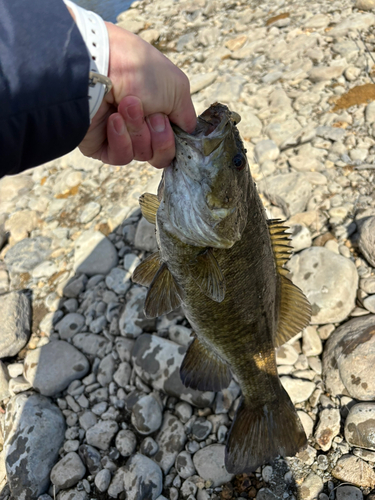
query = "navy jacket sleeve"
xmin=0 ymin=0 xmax=90 ymax=176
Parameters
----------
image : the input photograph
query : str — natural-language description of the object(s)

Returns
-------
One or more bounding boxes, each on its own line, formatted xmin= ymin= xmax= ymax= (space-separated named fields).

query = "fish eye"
xmin=232 ymin=153 xmax=246 ymax=171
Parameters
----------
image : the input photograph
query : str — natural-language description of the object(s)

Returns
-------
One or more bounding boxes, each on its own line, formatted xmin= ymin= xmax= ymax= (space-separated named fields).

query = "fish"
xmin=132 ymin=102 xmax=311 ymax=474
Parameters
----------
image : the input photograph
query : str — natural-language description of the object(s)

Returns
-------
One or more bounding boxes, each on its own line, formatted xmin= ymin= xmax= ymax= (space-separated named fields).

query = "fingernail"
xmin=125 ymin=103 xmax=142 ymax=121
xmin=149 ymin=114 xmax=166 ymax=133
xmin=113 ymin=115 xmax=125 ymax=135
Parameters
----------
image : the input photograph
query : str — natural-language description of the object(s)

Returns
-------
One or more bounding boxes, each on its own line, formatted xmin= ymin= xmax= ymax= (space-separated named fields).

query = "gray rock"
xmin=140 ymin=437 xmax=159 ymax=457
xmin=175 ymin=402 xmax=193 ymax=423
xmin=50 ymin=452 xmax=86 ymax=489
xmin=119 ymin=286 xmax=156 ymax=338
xmin=298 ymin=473 xmax=323 ymax=500
xmin=314 ymin=408 xmax=341 ymax=451
xmin=115 ymin=337 xmax=134 ymax=362
xmin=72 ymin=333 xmax=109 ymax=358
xmin=134 ymin=217 xmax=158 ymax=252
xmin=336 ymin=485 xmax=363 ymax=500
xmin=175 ymin=451 xmax=196 ymax=479
xmin=131 ymin=394 xmax=163 ymax=435
xmin=74 ymin=230 xmax=118 ymax=276
xmin=169 ymin=325 xmax=192 ymax=347
xmin=288 ymin=224 xmax=312 ymax=252
xmin=116 ymin=429 xmax=137 ymax=457
xmin=3 ymin=393 xmax=65 ymax=499
xmin=55 ymin=313 xmax=85 ymax=340
xmin=288 ymin=247 xmax=358 ymax=324
xmin=191 ymin=417 xmax=212 ymax=441
xmin=132 ymin=334 xmax=215 ymax=408
xmin=4 ymin=236 xmax=51 ymax=273
xmin=78 ymin=444 xmax=102 ymax=475
xmin=258 ymin=173 xmax=312 ymax=217
xmin=193 ymin=444 xmax=234 ymax=487
xmin=280 ymin=376 xmax=315 ymax=404
xmin=79 ymin=410 xmax=97 ymax=431
xmin=95 ymin=468 xmax=112 ymax=492
xmin=24 ymin=340 xmax=89 ymax=397
xmin=63 ymin=275 xmax=88 ymax=298
xmin=0 ymin=361 xmax=10 ymax=401
xmin=86 ymin=420 xmax=119 ymax=450
xmin=323 ymin=315 xmax=375 ymax=400
xmin=124 ymin=454 xmax=163 ymax=500
xmin=358 ymin=216 xmax=375 ymax=267
xmin=57 ymin=490 xmax=88 ymax=500
xmin=332 ymin=455 xmax=375 ymax=488
xmin=113 ymin=361 xmax=132 ymax=388
xmin=97 ymin=354 xmax=116 ymax=386
xmin=254 ymin=140 xmax=280 ymax=165
xmin=153 ymin=412 xmax=186 ymax=474
xmin=0 ymin=291 xmax=31 ymax=358
xmin=105 ymin=267 xmax=131 ymax=295
xmin=345 ymin=403 xmax=375 ymax=450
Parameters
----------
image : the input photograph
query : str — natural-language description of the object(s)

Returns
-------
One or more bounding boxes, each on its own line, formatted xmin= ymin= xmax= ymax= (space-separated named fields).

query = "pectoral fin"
xmin=139 ymin=193 xmax=160 ymax=225
xmin=267 ymin=219 xmax=311 ymax=346
xmin=144 ymin=263 xmax=184 ymax=318
xmin=275 ymin=275 xmax=312 ymax=347
xmin=188 ymin=248 xmax=226 ymax=303
xmin=132 ymin=252 xmax=161 ymax=287
xmin=180 ymin=336 xmax=232 ymax=391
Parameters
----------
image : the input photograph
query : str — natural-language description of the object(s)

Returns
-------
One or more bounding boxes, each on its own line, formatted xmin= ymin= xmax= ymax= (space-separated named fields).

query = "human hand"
xmin=79 ymin=22 xmax=197 ymax=168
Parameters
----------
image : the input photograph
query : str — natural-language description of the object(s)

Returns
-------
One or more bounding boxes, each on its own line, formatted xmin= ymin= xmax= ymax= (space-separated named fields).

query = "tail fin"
xmin=225 ymin=386 xmax=307 ymax=474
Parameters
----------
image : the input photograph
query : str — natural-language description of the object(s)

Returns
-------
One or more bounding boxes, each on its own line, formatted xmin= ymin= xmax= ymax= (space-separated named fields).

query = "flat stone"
xmin=86 ymin=420 xmax=119 ymax=450
xmin=308 ymin=65 xmax=346 ymax=82
xmin=288 ymin=247 xmax=358 ymax=324
xmin=105 ymin=267 xmax=131 ymax=295
xmin=57 ymin=490 xmax=87 ymax=500
xmin=153 ymin=412 xmax=186 ymax=474
xmin=332 ymin=455 xmax=375 ymax=488
xmin=276 ymin=344 xmax=299 ymax=365
xmin=280 ymin=376 xmax=315 ymax=404
xmin=24 ymin=340 xmax=89 ymax=397
xmin=190 ymin=72 xmax=218 ymax=94
xmin=97 ymin=354 xmax=116 ymax=386
xmin=289 ymin=155 xmax=324 ymax=173
xmin=329 ymin=12 xmax=375 ymax=36
xmin=258 ymin=173 xmax=312 ymax=217
xmin=302 ymin=326 xmax=322 ymax=356
xmin=254 ymin=140 xmax=280 ymax=165
xmin=322 ymin=315 xmax=375 ymax=400
xmin=5 ymin=209 xmax=39 ymax=243
xmin=193 ymin=444 xmax=234 ymax=487
xmin=298 ymin=473 xmax=323 ymax=500
xmin=3 ymin=393 xmax=65 ymax=499
xmin=358 ymin=216 xmax=375 ymax=267
xmin=345 ymin=403 xmax=375 ymax=450
xmin=297 ymin=411 xmax=314 ymax=438
xmin=131 ymin=394 xmax=163 ymax=435
xmin=336 ymin=485 xmax=363 ymax=500
xmin=72 ymin=333 xmax=109 ymax=358
xmin=55 ymin=313 xmax=85 ymax=340
xmin=0 ymin=291 xmax=31 ymax=358
xmin=119 ymin=286 xmax=156 ymax=338
xmin=50 ymin=452 xmax=86 ymax=489
xmin=31 ymin=260 xmax=58 ymax=278
xmin=132 ymin=334 xmax=215 ymax=408
xmin=134 ymin=217 xmax=158 ymax=252
xmin=4 ymin=236 xmax=51 ymax=273
xmin=314 ymin=408 xmax=341 ymax=451
xmin=115 ymin=429 xmax=137 ymax=457
xmin=365 ymin=102 xmax=375 ymax=124
xmin=304 ymin=14 xmax=330 ymax=28
xmin=74 ymin=230 xmax=118 ymax=276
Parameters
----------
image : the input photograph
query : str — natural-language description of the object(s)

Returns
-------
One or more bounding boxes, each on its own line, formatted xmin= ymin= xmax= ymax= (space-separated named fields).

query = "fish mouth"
xmin=172 ymin=103 xmax=241 ymax=158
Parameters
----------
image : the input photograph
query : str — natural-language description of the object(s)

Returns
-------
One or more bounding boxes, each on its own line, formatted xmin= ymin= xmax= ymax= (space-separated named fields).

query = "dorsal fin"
xmin=267 ymin=219 xmax=311 ymax=346
xmin=180 ymin=335 xmax=232 ymax=392
xmin=188 ymin=248 xmax=226 ymax=303
xmin=139 ymin=193 xmax=160 ymax=225
xmin=144 ymin=263 xmax=184 ymax=318
xmin=132 ymin=252 xmax=161 ymax=287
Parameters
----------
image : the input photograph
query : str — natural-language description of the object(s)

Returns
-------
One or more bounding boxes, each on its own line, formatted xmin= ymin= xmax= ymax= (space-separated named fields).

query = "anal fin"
xmin=139 ymin=193 xmax=160 ymax=225
xmin=132 ymin=252 xmax=161 ymax=287
xmin=188 ymin=248 xmax=226 ymax=303
xmin=180 ymin=336 xmax=232 ymax=392
xmin=144 ymin=263 xmax=184 ymax=318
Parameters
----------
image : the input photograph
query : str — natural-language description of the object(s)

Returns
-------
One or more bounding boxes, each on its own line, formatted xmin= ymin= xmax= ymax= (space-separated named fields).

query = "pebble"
xmin=24 ymin=340 xmax=89 ymax=397
xmin=50 ymin=452 xmax=86 ymax=489
xmin=254 ymin=140 xmax=280 ymax=165
xmin=134 ymin=217 xmax=158 ymax=252
xmin=193 ymin=444 xmax=234 ymax=487
xmin=73 ymin=230 xmax=118 ymax=276
xmin=4 ymin=236 xmax=51 ymax=273
xmin=314 ymin=408 xmax=341 ymax=451
xmin=302 ymin=326 xmax=322 ymax=356
xmin=79 ymin=201 xmax=101 ymax=223
xmin=288 ymin=247 xmax=358 ymax=324
xmin=0 ymin=291 xmax=31 ymax=358
xmin=153 ymin=412 xmax=186 ymax=474
xmin=55 ymin=313 xmax=85 ymax=340
xmin=323 ymin=315 xmax=375 ymax=400
xmin=280 ymin=376 xmax=315 ymax=404
xmin=78 ymin=444 xmax=102 ymax=475
xmin=119 ymin=286 xmax=155 ymax=338
xmin=94 ymin=468 xmax=112 ymax=493
xmin=344 ymin=403 xmax=375 ymax=450
xmin=131 ymin=394 xmax=163 ymax=434
xmin=115 ymin=429 xmax=137 ymax=457
xmin=358 ymin=216 xmax=375 ymax=268
xmin=175 ymin=451 xmax=196 ymax=479
xmin=3 ymin=393 xmax=65 ymax=499
xmin=332 ymin=455 xmax=375 ymax=488
xmin=105 ymin=267 xmax=131 ymax=295
xmin=298 ymin=473 xmax=323 ymax=500
xmin=86 ymin=419 xmax=119 ymax=451
xmin=336 ymin=485 xmax=363 ymax=500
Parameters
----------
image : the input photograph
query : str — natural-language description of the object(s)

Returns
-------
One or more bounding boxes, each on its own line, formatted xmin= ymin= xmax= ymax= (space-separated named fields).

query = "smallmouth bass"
xmin=132 ymin=103 xmax=311 ymax=473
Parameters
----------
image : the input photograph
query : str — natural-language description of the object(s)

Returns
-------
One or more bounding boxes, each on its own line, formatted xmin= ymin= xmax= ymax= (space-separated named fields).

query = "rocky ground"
xmin=1 ymin=0 xmax=375 ymax=499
